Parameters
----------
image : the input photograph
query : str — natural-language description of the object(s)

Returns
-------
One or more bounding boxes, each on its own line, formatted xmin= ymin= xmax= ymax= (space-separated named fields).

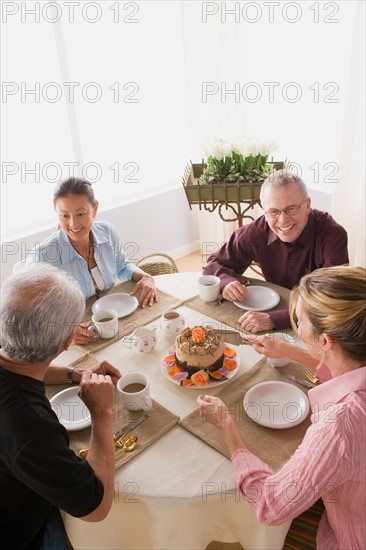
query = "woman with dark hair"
xmin=27 ymin=177 xmax=158 ymax=344
xmin=197 ymin=266 xmax=366 ymax=549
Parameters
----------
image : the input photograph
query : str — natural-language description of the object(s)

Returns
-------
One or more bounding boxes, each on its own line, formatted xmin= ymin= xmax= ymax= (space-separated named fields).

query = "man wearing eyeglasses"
xmin=203 ymin=169 xmax=348 ymax=332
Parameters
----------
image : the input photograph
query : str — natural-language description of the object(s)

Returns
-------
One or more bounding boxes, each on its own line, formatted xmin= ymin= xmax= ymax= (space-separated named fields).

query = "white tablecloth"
xmin=61 ymin=274 xmax=291 ymax=550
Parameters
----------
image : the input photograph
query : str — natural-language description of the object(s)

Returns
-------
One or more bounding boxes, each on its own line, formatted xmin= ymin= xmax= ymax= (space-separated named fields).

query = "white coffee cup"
xmin=198 ymin=275 xmax=221 ymax=302
xmin=159 ymin=310 xmax=185 ymax=335
xmin=91 ymin=308 xmax=119 ymax=340
xmin=117 ymin=372 xmax=152 ymax=411
xmin=123 ymin=325 xmax=158 ymax=354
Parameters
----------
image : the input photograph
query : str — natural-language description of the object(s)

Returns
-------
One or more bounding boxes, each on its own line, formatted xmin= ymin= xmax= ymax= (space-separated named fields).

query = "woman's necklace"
xmin=72 ymin=234 xmax=101 ymax=298
xmin=86 ymin=234 xmax=102 ymax=298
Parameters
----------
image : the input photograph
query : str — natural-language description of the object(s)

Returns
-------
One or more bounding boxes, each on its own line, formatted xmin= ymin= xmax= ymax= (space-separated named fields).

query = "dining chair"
xmin=283 ymin=499 xmax=324 ymax=550
xmin=136 ymin=253 xmax=179 ymax=276
xmin=249 ymin=261 xmax=263 ymax=277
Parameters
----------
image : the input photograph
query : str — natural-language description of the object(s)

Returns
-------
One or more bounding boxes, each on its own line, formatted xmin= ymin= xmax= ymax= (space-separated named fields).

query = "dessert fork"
xmin=303 ymin=369 xmax=321 ymax=385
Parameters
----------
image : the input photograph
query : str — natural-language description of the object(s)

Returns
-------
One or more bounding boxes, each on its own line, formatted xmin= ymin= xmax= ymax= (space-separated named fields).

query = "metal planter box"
xmin=181 ymin=161 xmax=285 ymax=227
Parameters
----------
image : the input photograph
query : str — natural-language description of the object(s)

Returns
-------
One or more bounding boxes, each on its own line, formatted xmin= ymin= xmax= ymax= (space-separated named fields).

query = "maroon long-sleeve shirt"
xmin=203 ymin=209 xmax=349 ymax=329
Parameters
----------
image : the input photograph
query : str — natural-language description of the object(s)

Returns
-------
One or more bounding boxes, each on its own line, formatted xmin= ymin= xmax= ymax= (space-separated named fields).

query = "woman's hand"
xmin=72 ymin=321 xmax=99 ymax=346
xmin=89 ymin=360 xmax=121 ymax=384
xmin=244 ymin=333 xmax=293 ymax=358
xmin=196 ymin=395 xmax=231 ymax=429
xmin=130 ymin=274 xmax=158 ymax=308
xmin=197 ymin=395 xmax=246 ymax=454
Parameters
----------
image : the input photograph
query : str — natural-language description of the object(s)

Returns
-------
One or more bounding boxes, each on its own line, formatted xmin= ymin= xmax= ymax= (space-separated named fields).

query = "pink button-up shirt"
xmin=232 ymin=367 xmax=366 ymax=549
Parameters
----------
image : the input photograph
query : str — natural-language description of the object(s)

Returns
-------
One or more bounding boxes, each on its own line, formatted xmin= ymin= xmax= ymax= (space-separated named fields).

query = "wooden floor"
xmin=175 ymin=250 xmax=205 ymax=272
xmin=175 ymin=251 xmax=264 ymax=281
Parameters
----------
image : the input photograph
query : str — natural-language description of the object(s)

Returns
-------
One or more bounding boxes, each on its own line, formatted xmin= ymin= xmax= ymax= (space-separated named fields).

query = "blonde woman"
xmin=197 ymin=266 xmax=366 ymax=549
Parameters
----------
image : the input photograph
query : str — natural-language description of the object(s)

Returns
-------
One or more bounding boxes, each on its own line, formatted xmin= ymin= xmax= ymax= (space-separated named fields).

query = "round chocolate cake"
xmin=175 ymin=326 xmax=224 ymax=377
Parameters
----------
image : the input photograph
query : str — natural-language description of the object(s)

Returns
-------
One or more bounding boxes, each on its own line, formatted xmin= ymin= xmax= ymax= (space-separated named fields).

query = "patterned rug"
xmin=283 ymin=499 xmax=324 ymax=550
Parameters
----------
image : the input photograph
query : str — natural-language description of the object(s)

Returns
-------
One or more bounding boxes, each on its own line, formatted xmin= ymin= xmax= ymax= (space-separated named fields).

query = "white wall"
xmin=0 ymin=186 xmax=200 ymax=283
xmin=0 ymin=183 xmax=333 ymax=284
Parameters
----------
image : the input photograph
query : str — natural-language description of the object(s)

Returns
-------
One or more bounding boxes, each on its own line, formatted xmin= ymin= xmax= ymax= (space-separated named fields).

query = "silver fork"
xmin=303 ymin=369 xmax=321 ymax=385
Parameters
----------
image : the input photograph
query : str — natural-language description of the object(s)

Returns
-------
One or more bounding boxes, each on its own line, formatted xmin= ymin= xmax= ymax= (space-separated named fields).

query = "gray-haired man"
xmin=0 ymin=264 xmax=121 ymax=549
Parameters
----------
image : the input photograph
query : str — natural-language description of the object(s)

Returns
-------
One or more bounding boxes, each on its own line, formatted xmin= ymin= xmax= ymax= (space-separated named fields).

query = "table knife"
xmin=114 ymin=413 xmax=150 ymax=440
xmin=212 ymin=329 xmax=252 ymax=346
xmin=279 ymin=371 xmax=314 ymax=388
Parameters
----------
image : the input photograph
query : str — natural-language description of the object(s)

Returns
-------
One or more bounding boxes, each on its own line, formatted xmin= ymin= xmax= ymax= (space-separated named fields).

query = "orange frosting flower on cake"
xmin=191 ymin=370 xmax=209 ymax=386
xmin=191 ymin=327 xmax=205 ymax=343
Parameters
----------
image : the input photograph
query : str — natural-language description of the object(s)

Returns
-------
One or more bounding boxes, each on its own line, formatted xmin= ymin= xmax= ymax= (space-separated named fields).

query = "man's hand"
xmin=89 ymin=360 xmax=121 ymax=384
xmin=238 ymin=311 xmax=274 ymax=333
xmin=130 ymin=275 xmax=158 ymax=308
xmin=78 ymin=370 xmax=114 ymax=421
xmin=222 ymin=281 xmax=249 ymax=302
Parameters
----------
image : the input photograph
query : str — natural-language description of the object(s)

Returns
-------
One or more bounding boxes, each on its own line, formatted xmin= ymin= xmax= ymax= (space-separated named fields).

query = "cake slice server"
xmin=212 ymin=329 xmax=252 ymax=346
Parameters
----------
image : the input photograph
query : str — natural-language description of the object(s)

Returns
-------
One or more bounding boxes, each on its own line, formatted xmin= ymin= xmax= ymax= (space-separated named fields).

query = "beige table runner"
xmin=76 ymin=281 xmax=183 ymax=353
xmin=184 ymin=278 xmax=291 ymax=332
xmin=179 ymin=358 xmax=312 ymax=472
xmin=46 ymin=354 xmax=179 ymax=469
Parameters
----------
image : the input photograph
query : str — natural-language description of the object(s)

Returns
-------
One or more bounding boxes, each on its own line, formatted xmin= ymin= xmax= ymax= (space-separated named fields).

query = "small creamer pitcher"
xmin=123 ymin=325 xmax=158 ymax=354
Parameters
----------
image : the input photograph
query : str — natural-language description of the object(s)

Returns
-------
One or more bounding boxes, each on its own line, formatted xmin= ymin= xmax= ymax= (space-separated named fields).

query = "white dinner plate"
xmin=161 ymin=343 xmax=240 ymax=388
xmin=243 ymin=381 xmax=310 ymax=429
xmin=234 ymin=286 xmax=280 ymax=311
xmin=92 ymin=293 xmax=138 ymax=318
xmin=50 ymin=387 xmax=91 ymax=431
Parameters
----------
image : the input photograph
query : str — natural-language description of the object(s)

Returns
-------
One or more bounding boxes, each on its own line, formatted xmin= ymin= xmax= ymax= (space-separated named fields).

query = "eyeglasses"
xmin=264 ymin=199 xmax=307 ymax=219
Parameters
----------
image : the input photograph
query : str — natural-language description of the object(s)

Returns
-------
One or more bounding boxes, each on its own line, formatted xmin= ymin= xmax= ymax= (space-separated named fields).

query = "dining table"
xmin=47 ymin=272 xmax=312 ymax=550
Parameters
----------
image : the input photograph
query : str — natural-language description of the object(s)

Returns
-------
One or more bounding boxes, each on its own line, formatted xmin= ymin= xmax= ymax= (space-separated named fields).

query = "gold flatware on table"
xmin=79 ymin=433 xmax=138 ymax=459
xmin=115 ymin=434 xmax=138 ymax=459
xmin=78 ymin=415 xmax=149 ymax=458
xmin=79 ymin=448 xmax=89 ymax=459
xmin=115 ymin=432 xmax=133 ymax=447
xmin=303 ymin=369 xmax=321 ymax=385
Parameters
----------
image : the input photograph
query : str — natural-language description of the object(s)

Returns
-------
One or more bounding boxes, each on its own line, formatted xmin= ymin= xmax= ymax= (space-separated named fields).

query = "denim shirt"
xmin=26 ymin=221 xmax=141 ymax=298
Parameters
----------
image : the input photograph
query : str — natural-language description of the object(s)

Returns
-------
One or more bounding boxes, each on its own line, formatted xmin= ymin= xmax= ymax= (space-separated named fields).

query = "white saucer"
xmin=50 ymin=387 xmax=91 ymax=431
xmin=234 ymin=286 xmax=280 ymax=311
xmin=92 ymin=293 xmax=138 ymax=318
xmin=243 ymin=381 xmax=309 ymax=429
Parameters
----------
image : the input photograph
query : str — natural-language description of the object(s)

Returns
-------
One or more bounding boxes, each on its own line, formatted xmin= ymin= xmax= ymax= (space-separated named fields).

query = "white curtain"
xmin=332 ymin=1 xmax=365 ymax=266
xmin=181 ymin=1 xmax=365 ymax=265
